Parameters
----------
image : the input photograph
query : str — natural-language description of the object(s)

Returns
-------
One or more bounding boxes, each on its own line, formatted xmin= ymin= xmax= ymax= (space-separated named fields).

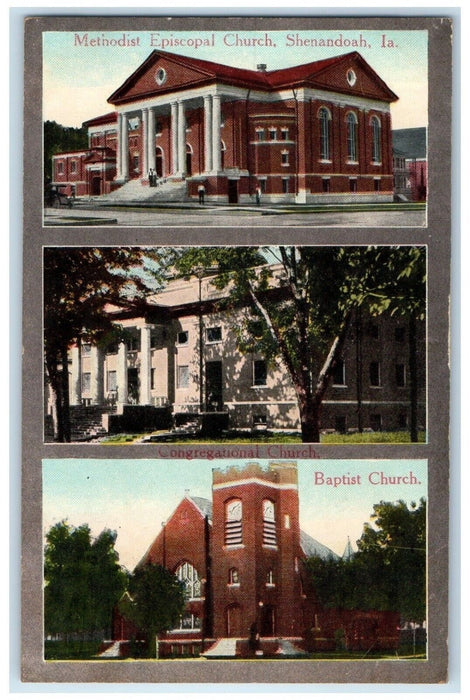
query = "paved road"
xmin=44 ymin=204 xmax=426 ymax=229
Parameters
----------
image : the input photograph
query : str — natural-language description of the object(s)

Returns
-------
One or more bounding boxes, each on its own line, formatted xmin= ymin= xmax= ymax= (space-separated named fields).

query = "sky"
xmin=43 ymin=458 xmax=427 ymax=571
xmin=43 ymin=29 xmax=428 ymax=130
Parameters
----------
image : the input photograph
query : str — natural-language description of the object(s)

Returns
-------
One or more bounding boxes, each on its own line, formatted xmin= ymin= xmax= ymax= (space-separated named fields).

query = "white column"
xmin=148 ymin=108 xmax=156 ymax=173
xmin=117 ymin=342 xmax=128 ymax=405
xmin=139 ymin=325 xmax=152 ymax=405
xmin=70 ymin=346 xmax=82 ymax=405
xmin=90 ymin=346 xmax=104 ymax=405
xmin=116 ymin=114 xmax=123 ymax=180
xmin=121 ymin=113 xmax=129 ymax=181
xmin=204 ymin=95 xmax=213 ymax=173
xmin=177 ymin=101 xmax=186 ymax=176
xmin=211 ymin=94 xmax=222 ymax=173
xmin=171 ymin=102 xmax=178 ymax=175
xmin=142 ymin=108 xmax=149 ymax=178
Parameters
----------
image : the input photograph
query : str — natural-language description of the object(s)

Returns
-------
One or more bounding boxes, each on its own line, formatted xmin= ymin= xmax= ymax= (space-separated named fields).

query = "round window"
xmin=347 ymin=69 xmax=357 ymax=86
xmin=155 ymin=68 xmax=167 ymax=85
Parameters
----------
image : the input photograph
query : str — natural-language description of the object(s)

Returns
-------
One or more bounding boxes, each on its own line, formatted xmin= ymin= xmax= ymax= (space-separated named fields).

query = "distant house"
xmin=392 ymin=128 xmax=427 ymax=201
xmin=50 ymin=49 xmax=398 ymax=205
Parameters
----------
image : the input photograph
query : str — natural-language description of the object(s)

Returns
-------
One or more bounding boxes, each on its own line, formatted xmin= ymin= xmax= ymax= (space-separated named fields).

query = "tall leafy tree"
xmin=44 ymin=521 xmax=128 ymax=641
xmin=171 ymin=246 xmax=426 ymax=442
xmin=123 ymin=564 xmax=186 ymax=658
xmin=44 ymin=247 xmax=164 ymax=441
xmin=304 ymin=499 xmax=426 ymax=624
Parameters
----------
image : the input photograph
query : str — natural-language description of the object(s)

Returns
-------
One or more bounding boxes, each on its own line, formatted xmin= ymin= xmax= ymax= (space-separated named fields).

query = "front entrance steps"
xmin=201 ymin=637 xmax=307 ymax=659
xmin=97 ymin=641 xmax=122 ymax=658
xmin=97 ymin=178 xmax=188 ymax=204
xmin=201 ymin=638 xmax=238 ymax=658
xmin=69 ymin=404 xmax=116 ymax=441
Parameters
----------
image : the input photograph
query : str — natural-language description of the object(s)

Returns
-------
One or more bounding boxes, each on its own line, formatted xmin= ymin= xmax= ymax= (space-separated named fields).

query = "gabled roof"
xmin=190 ymin=496 xmax=212 ymax=520
xmin=83 ymin=111 xmax=118 ymax=128
xmin=300 ymin=531 xmax=339 ymax=561
xmin=392 ymin=127 xmax=427 ymax=159
xmin=108 ymin=49 xmax=398 ymax=106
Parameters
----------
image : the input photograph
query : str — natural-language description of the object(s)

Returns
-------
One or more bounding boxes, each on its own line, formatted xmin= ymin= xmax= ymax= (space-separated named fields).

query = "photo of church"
xmin=112 ymin=461 xmax=402 ymax=658
xmin=49 ymin=48 xmax=398 ymax=206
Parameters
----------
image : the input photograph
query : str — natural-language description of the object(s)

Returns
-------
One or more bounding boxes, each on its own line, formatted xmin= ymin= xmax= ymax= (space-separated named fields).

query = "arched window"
xmin=175 ymin=561 xmax=202 ymax=600
xmin=263 ymin=499 xmax=277 ymax=546
xmin=318 ymin=107 xmax=331 ymax=160
xmin=228 ymin=567 xmax=240 ymax=585
xmin=266 ymin=569 xmax=275 ymax=585
xmin=225 ymin=499 xmax=242 ymax=545
xmin=346 ymin=112 xmax=358 ymax=162
xmin=371 ymin=116 xmax=382 ymax=163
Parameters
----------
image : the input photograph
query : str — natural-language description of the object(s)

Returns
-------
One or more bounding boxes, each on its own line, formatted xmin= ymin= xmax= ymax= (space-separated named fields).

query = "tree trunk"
xmin=408 ymin=314 xmax=418 ymax=442
xmin=45 ymin=346 xmax=71 ymax=442
xmin=298 ymin=394 xmax=321 ymax=443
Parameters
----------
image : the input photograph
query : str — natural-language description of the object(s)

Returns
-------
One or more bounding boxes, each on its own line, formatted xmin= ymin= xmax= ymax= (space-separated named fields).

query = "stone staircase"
xmin=97 ymin=641 xmax=122 ymax=658
xmin=69 ymin=405 xmax=115 ymax=441
xmin=201 ymin=638 xmax=238 ymax=658
xmin=97 ymin=178 xmax=188 ymax=204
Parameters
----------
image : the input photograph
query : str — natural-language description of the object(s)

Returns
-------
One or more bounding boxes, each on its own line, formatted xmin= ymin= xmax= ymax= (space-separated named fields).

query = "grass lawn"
xmin=100 ymin=430 xmax=426 ymax=445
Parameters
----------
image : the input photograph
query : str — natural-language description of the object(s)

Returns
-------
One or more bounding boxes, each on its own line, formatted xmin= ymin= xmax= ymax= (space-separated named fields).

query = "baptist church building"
xmin=51 ymin=49 xmax=398 ymax=205
xmin=109 ymin=461 xmax=400 ymax=658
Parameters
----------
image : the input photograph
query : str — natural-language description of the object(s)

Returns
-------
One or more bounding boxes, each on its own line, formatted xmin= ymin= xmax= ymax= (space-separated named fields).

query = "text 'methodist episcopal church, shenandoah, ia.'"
xmin=51 ymin=48 xmax=398 ymax=204
xmin=110 ymin=461 xmax=400 ymax=658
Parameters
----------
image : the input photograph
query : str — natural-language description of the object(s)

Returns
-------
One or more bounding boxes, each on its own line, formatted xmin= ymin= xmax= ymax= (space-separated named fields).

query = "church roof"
xmin=190 ymin=496 xmax=212 ymax=520
xmin=392 ymin=127 xmax=427 ymax=159
xmin=300 ymin=531 xmax=339 ymax=561
xmin=108 ymin=49 xmax=398 ymax=105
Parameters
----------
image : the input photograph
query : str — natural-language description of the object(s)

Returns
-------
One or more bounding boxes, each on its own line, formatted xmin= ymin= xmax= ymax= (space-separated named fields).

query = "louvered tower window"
xmin=263 ymin=500 xmax=277 ymax=546
xmin=225 ymin=499 xmax=242 ymax=545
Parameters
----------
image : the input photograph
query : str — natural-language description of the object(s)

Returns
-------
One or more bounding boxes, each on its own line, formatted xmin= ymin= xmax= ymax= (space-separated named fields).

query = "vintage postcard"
xmin=21 ymin=14 xmax=452 ymax=688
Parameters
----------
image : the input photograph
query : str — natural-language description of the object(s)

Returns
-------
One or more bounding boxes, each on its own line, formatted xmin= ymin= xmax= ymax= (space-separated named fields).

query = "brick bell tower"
xmin=210 ymin=462 xmax=304 ymax=640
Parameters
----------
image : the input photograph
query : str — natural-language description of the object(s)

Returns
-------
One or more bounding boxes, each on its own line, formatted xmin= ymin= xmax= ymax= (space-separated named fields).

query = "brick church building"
xmin=51 ymin=49 xmax=398 ymax=205
xmin=111 ymin=461 xmax=400 ymax=658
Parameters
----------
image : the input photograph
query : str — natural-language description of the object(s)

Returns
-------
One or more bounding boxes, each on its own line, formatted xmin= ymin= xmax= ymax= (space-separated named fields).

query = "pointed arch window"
xmin=175 ymin=561 xmax=202 ymax=600
xmin=318 ymin=107 xmax=332 ymax=160
xmin=371 ymin=116 xmax=382 ymax=163
xmin=346 ymin=112 xmax=358 ymax=162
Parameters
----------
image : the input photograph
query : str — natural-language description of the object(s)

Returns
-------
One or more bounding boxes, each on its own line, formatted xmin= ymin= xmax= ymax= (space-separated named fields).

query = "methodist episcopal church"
xmin=110 ymin=461 xmax=400 ymax=659
xmin=51 ymin=49 xmax=398 ymax=205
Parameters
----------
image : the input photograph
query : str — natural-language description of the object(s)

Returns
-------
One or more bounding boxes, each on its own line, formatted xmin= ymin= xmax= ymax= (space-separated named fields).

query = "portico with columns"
xmin=53 ymin=49 xmax=398 ymax=204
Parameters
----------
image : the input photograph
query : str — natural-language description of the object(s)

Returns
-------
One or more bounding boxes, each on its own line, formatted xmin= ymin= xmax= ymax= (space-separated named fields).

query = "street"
xmin=44 ymin=203 xmax=426 ymax=229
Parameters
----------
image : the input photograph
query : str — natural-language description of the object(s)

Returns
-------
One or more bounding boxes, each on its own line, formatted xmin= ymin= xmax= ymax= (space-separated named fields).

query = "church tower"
xmin=210 ymin=462 xmax=305 ymax=640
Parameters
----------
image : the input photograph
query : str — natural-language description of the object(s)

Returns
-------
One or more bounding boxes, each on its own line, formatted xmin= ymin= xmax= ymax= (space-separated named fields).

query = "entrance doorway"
xmin=228 ymin=179 xmax=239 ymax=204
xmin=155 ymin=147 xmax=163 ymax=177
xmin=186 ymin=145 xmax=193 ymax=176
xmin=226 ymin=605 xmax=242 ymax=637
xmin=91 ymin=176 xmax=101 ymax=196
xmin=260 ymin=605 xmax=276 ymax=637
xmin=205 ymin=361 xmax=223 ymax=411
xmin=127 ymin=368 xmax=139 ymax=404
